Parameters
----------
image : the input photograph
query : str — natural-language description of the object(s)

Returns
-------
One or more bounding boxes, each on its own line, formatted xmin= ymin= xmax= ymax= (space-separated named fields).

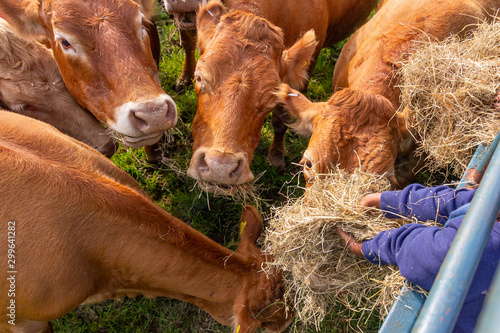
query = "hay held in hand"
xmin=398 ymin=19 xmax=500 ymax=176
xmin=263 ymin=169 xmax=425 ymax=330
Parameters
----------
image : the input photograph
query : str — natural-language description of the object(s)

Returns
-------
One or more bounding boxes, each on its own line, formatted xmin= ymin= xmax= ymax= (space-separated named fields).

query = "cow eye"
xmin=194 ymin=73 xmax=202 ymax=87
xmin=300 ymin=156 xmax=315 ymax=183
xmin=141 ymin=19 xmax=147 ymax=38
xmin=60 ymin=39 xmax=71 ymax=49
xmin=194 ymin=71 xmax=208 ymax=93
xmin=303 ymin=159 xmax=313 ymax=169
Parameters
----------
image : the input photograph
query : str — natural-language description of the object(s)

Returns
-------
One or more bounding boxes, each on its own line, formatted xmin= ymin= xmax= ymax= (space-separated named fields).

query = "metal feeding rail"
xmin=379 ymin=132 xmax=500 ymax=333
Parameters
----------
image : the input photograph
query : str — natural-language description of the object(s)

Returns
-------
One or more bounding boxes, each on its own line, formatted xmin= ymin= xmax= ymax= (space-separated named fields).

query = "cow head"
xmin=0 ymin=18 xmax=116 ymax=157
xmin=0 ymin=0 xmax=177 ymax=148
xmin=232 ymin=205 xmax=293 ymax=333
xmin=161 ymin=0 xmax=201 ymax=29
xmin=187 ymin=0 xmax=317 ymax=190
xmin=276 ymin=84 xmax=409 ymax=187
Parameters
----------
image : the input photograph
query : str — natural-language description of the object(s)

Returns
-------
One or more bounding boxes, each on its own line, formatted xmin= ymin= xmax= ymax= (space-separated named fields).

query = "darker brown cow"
xmin=0 ymin=18 xmax=116 ymax=157
xmin=0 ymin=0 xmax=177 ymax=148
xmin=277 ymin=0 xmax=500 ymax=188
xmin=0 ymin=111 xmax=291 ymax=333
xmin=187 ymin=0 xmax=379 ymax=191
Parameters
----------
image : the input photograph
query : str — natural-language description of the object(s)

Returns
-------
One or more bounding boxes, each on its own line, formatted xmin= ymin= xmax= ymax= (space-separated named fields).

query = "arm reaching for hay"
xmin=338 ymin=185 xmax=473 ymax=260
xmin=377 ymin=183 xmax=475 ymax=223
xmin=339 ymin=184 xmax=477 ymax=288
xmin=359 ymin=184 xmax=477 ymax=290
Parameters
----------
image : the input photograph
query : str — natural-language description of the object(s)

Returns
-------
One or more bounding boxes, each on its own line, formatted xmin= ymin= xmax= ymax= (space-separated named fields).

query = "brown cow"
xmin=0 ymin=0 xmax=177 ymax=149
xmin=0 ymin=19 xmax=116 ymax=158
xmin=0 ymin=111 xmax=292 ymax=333
xmin=160 ymin=0 xmax=201 ymax=91
xmin=277 ymin=0 xmax=500 ymax=188
xmin=186 ymin=0 xmax=379 ymax=191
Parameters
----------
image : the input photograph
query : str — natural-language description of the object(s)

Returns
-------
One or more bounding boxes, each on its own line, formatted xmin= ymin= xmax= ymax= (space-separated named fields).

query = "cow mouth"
xmin=196 ymin=181 xmax=241 ymax=196
xmin=173 ymin=12 xmax=197 ymax=29
xmin=196 ymin=180 xmax=259 ymax=200
xmin=108 ymin=130 xmax=163 ymax=148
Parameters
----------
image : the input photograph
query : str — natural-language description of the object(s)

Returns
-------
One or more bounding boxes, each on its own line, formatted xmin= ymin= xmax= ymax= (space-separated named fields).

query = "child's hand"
xmin=336 ymin=227 xmax=364 ymax=258
xmin=359 ymin=192 xmax=382 ymax=208
xmin=336 ymin=193 xmax=382 ymax=258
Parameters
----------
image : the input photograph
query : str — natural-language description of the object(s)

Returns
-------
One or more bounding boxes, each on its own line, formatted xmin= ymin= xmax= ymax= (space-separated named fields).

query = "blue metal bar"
xmin=411 ymin=138 xmax=500 ymax=332
xmin=457 ymin=144 xmax=488 ymax=188
xmin=477 ymin=134 xmax=500 ymax=175
xmin=378 ymin=285 xmax=426 ymax=333
xmin=475 ymin=260 xmax=500 ymax=333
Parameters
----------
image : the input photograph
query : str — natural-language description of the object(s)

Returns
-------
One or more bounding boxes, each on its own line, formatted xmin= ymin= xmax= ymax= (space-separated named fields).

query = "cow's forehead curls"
xmin=52 ymin=0 xmax=142 ymax=38
xmin=218 ymin=11 xmax=284 ymax=47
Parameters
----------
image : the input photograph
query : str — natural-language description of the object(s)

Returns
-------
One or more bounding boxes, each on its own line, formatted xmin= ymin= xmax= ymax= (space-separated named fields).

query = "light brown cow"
xmin=0 ymin=19 xmax=116 ymax=158
xmin=277 ymin=0 xmax=500 ymax=188
xmin=0 ymin=0 xmax=177 ymax=148
xmin=187 ymin=0 xmax=379 ymax=191
xmin=0 ymin=111 xmax=291 ymax=333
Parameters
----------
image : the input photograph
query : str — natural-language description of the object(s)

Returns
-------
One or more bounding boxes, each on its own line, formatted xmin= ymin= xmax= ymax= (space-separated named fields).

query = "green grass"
xmin=52 ymin=7 xmax=455 ymax=333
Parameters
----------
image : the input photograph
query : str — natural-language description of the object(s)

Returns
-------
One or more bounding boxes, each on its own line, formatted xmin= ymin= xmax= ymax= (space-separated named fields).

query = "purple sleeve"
xmin=380 ymin=184 xmax=475 ymax=224
xmin=361 ymin=221 xmax=461 ymax=290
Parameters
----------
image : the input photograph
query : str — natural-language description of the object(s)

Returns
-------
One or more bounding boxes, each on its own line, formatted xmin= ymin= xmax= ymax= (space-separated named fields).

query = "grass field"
xmin=51 ymin=6 xmax=446 ymax=333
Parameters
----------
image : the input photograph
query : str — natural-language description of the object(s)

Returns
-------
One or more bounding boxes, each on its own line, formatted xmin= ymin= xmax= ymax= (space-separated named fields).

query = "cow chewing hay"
xmin=263 ymin=169 xmax=428 ymax=330
xmin=193 ymin=172 xmax=266 ymax=210
xmin=398 ymin=18 xmax=500 ymax=176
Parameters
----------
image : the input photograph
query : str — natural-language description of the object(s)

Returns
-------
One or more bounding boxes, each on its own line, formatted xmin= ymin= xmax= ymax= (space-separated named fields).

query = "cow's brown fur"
xmin=0 ymin=111 xmax=292 ymax=333
xmin=187 ymin=0 xmax=379 ymax=189
xmin=279 ymin=0 xmax=500 ymax=188
xmin=0 ymin=0 xmax=177 ymax=148
xmin=0 ymin=19 xmax=116 ymax=157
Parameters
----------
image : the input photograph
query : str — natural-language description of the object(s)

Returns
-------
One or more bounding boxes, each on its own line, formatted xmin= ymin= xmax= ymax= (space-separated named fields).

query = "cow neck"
xmin=85 ymin=183 xmax=257 ymax=322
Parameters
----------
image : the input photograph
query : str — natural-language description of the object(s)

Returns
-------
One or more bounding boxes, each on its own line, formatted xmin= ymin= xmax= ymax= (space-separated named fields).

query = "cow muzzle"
xmin=187 ymin=148 xmax=255 ymax=186
xmin=113 ymin=94 xmax=178 ymax=148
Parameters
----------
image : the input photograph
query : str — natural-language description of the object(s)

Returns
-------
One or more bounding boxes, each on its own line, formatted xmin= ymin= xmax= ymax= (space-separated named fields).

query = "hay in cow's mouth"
xmin=398 ymin=18 xmax=500 ymax=176
xmin=262 ymin=169 xmax=428 ymax=330
xmin=194 ymin=174 xmax=265 ymax=209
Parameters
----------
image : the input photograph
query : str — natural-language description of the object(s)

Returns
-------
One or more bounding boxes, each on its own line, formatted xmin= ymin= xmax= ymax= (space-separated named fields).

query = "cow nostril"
xmin=130 ymin=110 xmax=149 ymax=129
xmin=229 ymin=159 xmax=244 ymax=180
xmin=197 ymin=153 xmax=209 ymax=175
xmin=165 ymin=99 xmax=177 ymax=123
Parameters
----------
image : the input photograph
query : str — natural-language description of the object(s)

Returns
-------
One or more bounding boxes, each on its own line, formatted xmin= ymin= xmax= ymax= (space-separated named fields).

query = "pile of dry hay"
xmin=398 ymin=19 xmax=500 ymax=176
xmin=263 ymin=169 xmax=427 ymax=330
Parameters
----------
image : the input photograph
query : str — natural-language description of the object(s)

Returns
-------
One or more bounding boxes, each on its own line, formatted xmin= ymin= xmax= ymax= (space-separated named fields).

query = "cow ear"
xmin=275 ymin=83 xmax=322 ymax=136
xmin=236 ymin=205 xmax=263 ymax=256
xmin=197 ymin=0 xmax=225 ymax=54
xmin=396 ymin=105 xmax=411 ymax=137
xmin=0 ymin=0 xmax=47 ymax=38
xmin=279 ymin=29 xmax=318 ymax=90
xmin=132 ymin=0 xmax=155 ymax=19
